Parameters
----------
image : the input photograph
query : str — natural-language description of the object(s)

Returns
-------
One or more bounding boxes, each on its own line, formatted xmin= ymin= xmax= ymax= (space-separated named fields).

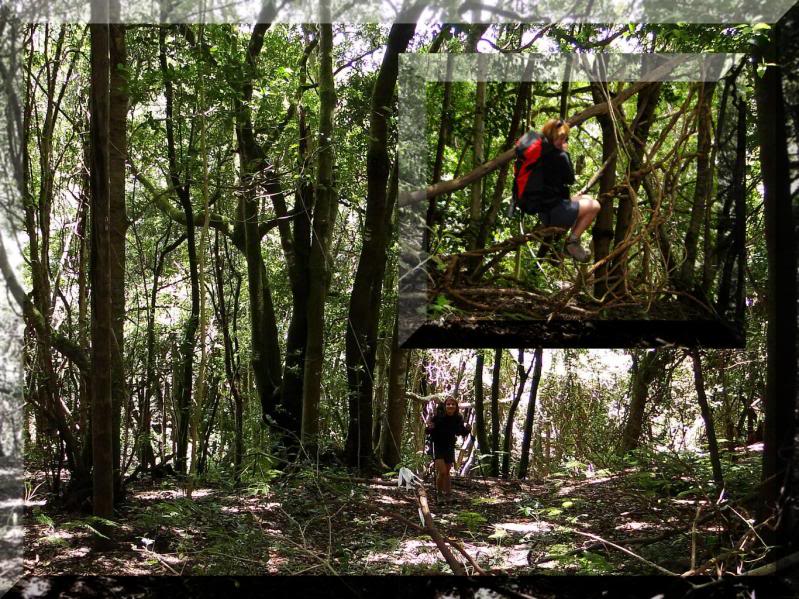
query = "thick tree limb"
xmin=402 ymin=56 xmax=690 ymax=206
xmin=414 ymin=484 xmax=468 ymax=575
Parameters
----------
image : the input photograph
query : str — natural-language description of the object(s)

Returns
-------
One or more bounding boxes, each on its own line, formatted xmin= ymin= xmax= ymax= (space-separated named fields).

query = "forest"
xmin=0 ymin=2 xmax=797 ymax=593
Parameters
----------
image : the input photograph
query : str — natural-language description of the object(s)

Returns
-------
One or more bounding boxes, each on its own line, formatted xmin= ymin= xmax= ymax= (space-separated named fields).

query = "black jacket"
xmin=523 ymin=138 xmax=575 ymax=211
xmin=426 ymin=413 xmax=469 ymax=451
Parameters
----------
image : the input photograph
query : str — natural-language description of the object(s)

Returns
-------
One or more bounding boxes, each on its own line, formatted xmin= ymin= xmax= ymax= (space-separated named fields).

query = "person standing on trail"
xmin=425 ymin=399 xmax=471 ymax=502
xmin=518 ymin=119 xmax=601 ymax=262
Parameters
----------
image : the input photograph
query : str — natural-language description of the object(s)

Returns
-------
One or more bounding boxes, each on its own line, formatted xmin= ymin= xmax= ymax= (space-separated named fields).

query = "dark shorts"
xmin=433 ymin=445 xmax=456 ymax=465
xmin=541 ymin=198 xmax=580 ymax=228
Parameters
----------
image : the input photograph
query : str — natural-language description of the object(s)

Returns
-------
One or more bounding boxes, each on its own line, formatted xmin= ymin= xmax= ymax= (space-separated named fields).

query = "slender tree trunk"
xmin=345 ymin=23 xmax=416 ymax=468
xmin=490 ymin=348 xmax=502 ymax=476
xmin=501 ymin=349 xmax=530 ymax=478
xmin=302 ymin=19 xmax=337 ymax=450
xmin=141 ymin=233 xmax=183 ymax=473
xmin=679 ymin=81 xmax=717 ymax=292
xmin=590 ymin=81 xmax=618 ymax=298
xmin=467 ymin=79 xmax=486 ymax=253
xmin=380 ymin=317 xmax=410 ymax=468
xmin=213 ymin=233 xmax=244 ymax=480
xmin=234 ymin=24 xmax=283 ymax=427
xmin=158 ymin=27 xmax=199 ymax=474
xmin=89 ymin=17 xmax=114 ymax=517
xmin=714 ymin=83 xmax=747 ymax=318
xmin=517 ymin=348 xmax=542 ymax=479
xmin=108 ymin=21 xmax=127 ymax=495
xmin=474 ymin=77 xmax=532 ymax=254
xmin=473 ymin=350 xmax=489 ymax=472
xmin=424 ymin=54 xmax=453 ymax=254
xmin=619 ymin=349 xmax=668 ymax=453
xmin=690 ymin=349 xmax=724 ymax=494
xmin=609 ymin=81 xmax=662 ymax=292
xmin=277 ymin=56 xmax=314 ymax=442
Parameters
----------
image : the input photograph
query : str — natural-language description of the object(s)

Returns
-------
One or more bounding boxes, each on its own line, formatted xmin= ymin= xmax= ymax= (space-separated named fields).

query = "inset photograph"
xmin=399 ymin=54 xmax=750 ymax=348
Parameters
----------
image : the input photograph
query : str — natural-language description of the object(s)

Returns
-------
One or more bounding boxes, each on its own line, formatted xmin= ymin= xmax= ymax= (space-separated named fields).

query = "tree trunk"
xmin=679 ymin=81 xmax=716 ymax=292
xmin=501 ymin=349 xmax=530 ymax=478
xmin=467 ymin=79 xmax=486 ymax=251
xmin=490 ymin=348 xmax=502 ymax=476
xmin=277 ymin=56 xmax=314 ymax=442
xmin=690 ymin=349 xmax=724 ymax=494
xmin=108 ymin=21 xmax=127 ymax=495
xmin=754 ymin=13 xmax=798 ymax=556
xmin=213 ymin=232 xmax=244 ymax=480
xmin=302 ymin=19 xmax=337 ymax=450
xmin=380 ymin=317 xmax=410 ymax=468
xmin=473 ymin=350 xmax=489 ymax=473
xmin=345 ymin=23 xmax=416 ymax=469
xmin=159 ymin=27 xmax=198 ymax=474
xmin=89 ymin=18 xmax=114 ymax=517
xmin=424 ymin=55 xmax=453 ymax=254
xmin=474 ymin=77 xmax=532 ymax=254
xmin=590 ymin=81 xmax=619 ymax=298
xmin=714 ymin=80 xmax=747 ymax=319
xmin=234 ymin=24 xmax=283 ymax=427
xmin=517 ymin=348 xmax=543 ymax=479
xmin=141 ymin=232 xmax=183 ymax=474
xmin=609 ymin=81 xmax=662 ymax=292
xmin=619 ymin=349 xmax=668 ymax=454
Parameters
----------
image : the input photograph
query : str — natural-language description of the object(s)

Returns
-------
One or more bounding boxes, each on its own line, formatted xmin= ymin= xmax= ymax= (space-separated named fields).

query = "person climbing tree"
xmin=425 ymin=398 xmax=471 ymax=503
xmin=516 ymin=119 xmax=601 ymax=262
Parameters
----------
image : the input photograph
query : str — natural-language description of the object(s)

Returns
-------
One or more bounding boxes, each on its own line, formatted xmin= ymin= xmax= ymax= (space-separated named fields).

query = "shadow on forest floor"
xmin=21 ymin=445 xmax=766 ymax=577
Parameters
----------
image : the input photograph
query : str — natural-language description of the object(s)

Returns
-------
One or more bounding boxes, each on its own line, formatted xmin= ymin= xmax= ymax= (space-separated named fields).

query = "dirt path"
xmin=21 ymin=460 xmax=753 ymax=577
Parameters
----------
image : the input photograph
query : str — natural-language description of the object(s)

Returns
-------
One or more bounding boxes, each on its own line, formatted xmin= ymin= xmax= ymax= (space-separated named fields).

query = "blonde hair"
xmin=541 ymin=118 xmax=570 ymax=145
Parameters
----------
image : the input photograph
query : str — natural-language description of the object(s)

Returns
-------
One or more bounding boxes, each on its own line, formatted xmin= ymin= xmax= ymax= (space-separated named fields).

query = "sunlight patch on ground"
xmin=221 ymin=500 xmax=280 ymax=513
xmin=375 ymin=495 xmax=406 ymax=505
xmin=64 ymin=546 xmax=90 ymax=559
xmin=132 ymin=490 xmax=183 ymax=501
xmin=362 ymin=538 xmax=441 ymax=568
xmin=495 ymin=521 xmax=553 ymax=534
xmin=615 ymin=520 xmax=657 ymax=532
xmin=131 ymin=487 xmax=214 ymax=501
xmin=671 ymin=499 xmax=709 ymax=506
xmin=584 ymin=476 xmax=613 ymax=485
xmin=188 ymin=489 xmax=213 ymax=498
xmin=499 ymin=544 xmax=531 ymax=567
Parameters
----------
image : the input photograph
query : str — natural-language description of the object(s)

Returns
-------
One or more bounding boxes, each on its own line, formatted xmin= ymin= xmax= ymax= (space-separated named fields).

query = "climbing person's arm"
xmin=561 ymin=151 xmax=576 ymax=185
xmin=425 ymin=415 xmax=436 ymax=433
xmin=458 ymin=415 xmax=471 ymax=436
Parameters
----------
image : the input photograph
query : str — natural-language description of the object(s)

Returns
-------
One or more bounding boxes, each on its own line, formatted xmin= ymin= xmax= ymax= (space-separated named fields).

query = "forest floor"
xmin=21 ymin=446 xmax=765 ymax=577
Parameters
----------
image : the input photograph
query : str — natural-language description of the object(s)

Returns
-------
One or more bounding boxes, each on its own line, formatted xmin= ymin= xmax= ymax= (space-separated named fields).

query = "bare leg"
xmin=570 ymin=195 xmax=601 ymax=240
xmin=565 ymin=196 xmax=601 ymax=262
xmin=434 ymin=459 xmax=447 ymax=494
xmin=443 ymin=462 xmax=452 ymax=495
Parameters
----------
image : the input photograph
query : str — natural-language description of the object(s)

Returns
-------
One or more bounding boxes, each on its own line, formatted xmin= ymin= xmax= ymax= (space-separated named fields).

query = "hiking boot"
xmin=565 ymin=238 xmax=590 ymax=263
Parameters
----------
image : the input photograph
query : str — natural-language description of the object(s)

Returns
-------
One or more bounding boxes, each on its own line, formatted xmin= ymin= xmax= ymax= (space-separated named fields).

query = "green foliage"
xmin=455 ymin=510 xmax=487 ymax=530
xmin=34 ymin=512 xmax=55 ymax=529
xmin=470 ymin=496 xmax=502 ymax=506
xmin=61 ymin=516 xmax=120 ymax=539
xmin=487 ymin=524 xmax=508 ymax=543
xmin=41 ymin=535 xmax=69 ymax=547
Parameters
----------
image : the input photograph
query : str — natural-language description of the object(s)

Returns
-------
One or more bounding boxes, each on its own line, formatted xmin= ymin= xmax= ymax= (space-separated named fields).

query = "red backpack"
xmin=509 ymin=130 xmax=544 ymax=216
